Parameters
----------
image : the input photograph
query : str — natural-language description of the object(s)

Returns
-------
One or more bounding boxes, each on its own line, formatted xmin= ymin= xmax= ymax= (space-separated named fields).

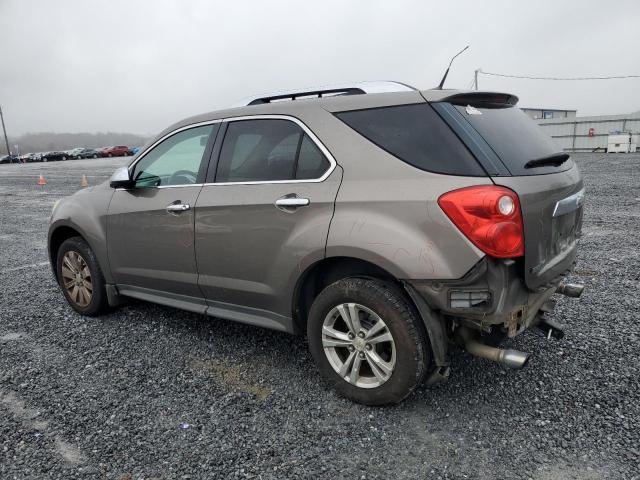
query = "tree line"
xmin=2 ymin=131 xmax=150 ymax=155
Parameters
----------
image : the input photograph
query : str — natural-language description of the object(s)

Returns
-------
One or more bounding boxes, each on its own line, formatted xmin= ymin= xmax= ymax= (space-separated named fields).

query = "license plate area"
xmin=550 ymin=188 xmax=584 ymax=257
xmin=551 ymin=207 xmax=583 ymax=257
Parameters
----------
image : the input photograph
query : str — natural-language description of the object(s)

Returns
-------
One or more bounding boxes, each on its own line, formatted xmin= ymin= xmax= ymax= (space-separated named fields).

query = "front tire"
xmin=307 ymin=278 xmax=430 ymax=405
xmin=56 ymin=237 xmax=108 ymax=316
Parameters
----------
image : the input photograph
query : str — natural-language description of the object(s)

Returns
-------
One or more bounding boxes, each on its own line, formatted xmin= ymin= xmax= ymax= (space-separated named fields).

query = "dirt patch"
xmin=573 ymin=268 xmax=599 ymax=277
xmin=54 ymin=438 xmax=85 ymax=465
xmin=533 ymin=463 xmax=611 ymax=480
xmin=188 ymin=358 xmax=272 ymax=401
xmin=0 ymin=331 xmax=27 ymax=342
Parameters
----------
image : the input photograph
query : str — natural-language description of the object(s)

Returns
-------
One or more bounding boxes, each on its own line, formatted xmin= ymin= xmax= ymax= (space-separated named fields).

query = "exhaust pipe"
xmin=458 ymin=327 xmax=530 ymax=370
xmin=556 ymin=282 xmax=584 ymax=298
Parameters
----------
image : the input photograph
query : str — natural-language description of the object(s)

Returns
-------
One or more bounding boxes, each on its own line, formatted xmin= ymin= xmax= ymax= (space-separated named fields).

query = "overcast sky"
xmin=1 ymin=0 xmax=639 ymax=136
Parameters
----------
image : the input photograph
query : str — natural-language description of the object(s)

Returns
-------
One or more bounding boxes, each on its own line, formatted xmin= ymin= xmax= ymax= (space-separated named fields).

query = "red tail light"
xmin=438 ymin=185 xmax=524 ymax=258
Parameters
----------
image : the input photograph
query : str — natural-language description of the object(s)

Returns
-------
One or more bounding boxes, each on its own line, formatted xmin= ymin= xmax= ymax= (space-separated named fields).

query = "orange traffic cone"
xmin=81 ymin=174 xmax=88 ymax=187
xmin=37 ymin=174 xmax=47 ymax=186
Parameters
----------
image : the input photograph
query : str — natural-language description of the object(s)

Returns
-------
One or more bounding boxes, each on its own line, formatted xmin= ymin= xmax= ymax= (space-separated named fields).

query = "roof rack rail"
xmin=233 ymin=81 xmax=417 ymax=107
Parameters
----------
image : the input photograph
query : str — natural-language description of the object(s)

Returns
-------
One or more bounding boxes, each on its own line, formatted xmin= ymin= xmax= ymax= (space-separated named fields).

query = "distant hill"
xmin=2 ymin=132 xmax=151 ymax=155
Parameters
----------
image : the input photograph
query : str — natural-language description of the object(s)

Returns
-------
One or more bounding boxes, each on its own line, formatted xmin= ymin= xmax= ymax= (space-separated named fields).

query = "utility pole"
xmin=0 ymin=105 xmax=11 ymax=156
xmin=474 ymin=69 xmax=480 ymax=90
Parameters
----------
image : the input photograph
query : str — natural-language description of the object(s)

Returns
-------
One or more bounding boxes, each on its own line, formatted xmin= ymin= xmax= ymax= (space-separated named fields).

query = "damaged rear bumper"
xmin=406 ymin=257 xmax=580 ymax=338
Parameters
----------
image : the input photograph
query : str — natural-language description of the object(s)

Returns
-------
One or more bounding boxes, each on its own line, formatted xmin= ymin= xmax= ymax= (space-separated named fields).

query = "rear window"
xmin=453 ymin=104 xmax=573 ymax=176
xmin=335 ymin=104 xmax=485 ymax=176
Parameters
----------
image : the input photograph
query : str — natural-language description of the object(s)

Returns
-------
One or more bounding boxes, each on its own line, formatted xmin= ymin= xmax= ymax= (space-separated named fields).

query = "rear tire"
xmin=56 ymin=237 xmax=108 ymax=316
xmin=307 ymin=278 xmax=430 ymax=405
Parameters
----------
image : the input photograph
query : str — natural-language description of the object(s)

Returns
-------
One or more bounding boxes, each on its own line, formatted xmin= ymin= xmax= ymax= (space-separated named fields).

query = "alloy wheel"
xmin=61 ymin=251 xmax=93 ymax=308
xmin=322 ymin=303 xmax=396 ymax=388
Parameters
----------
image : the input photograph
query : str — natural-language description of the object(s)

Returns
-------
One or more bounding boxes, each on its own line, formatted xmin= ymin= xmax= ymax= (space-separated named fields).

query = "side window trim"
xmin=206 ymin=114 xmax=336 ymax=186
xmin=291 ymin=131 xmax=305 ymax=179
xmin=198 ymin=123 xmax=222 ymax=183
xmin=127 ymin=120 xmax=222 ymax=189
xmin=205 ymin=122 xmax=228 ymax=184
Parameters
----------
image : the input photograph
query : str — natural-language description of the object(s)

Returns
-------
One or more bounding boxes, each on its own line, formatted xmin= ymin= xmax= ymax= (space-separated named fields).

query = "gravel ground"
xmin=0 ymin=154 xmax=638 ymax=479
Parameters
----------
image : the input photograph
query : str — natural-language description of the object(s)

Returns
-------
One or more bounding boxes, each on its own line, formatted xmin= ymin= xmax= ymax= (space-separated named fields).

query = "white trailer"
xmin=607 ymin=133 xmax=637 ymax=153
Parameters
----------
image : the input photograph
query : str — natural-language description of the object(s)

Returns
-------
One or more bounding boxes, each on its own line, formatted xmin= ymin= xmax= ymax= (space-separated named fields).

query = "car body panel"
xmin=48 ymin=183 xmax=115 ymax=283
xmin=494 ymin=165 xmax=584 ymax=289
xmin=302 ymin=107 xmax=489 ymax=280
xmin=194 ymin=167 xmax=343 ymax=322
xmin=193 ymin=113 xmax=343 ymax=326
xmin=106 ymin=185 xmax=203 ymax=298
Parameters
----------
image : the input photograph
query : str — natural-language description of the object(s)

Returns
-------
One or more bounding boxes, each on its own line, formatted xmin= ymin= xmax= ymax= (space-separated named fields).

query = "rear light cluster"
xmin=438 ymin=185 xmax=524 ymax=258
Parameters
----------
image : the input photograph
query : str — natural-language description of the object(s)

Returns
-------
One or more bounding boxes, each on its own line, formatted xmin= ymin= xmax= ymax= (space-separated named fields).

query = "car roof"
xmin=152 ymin=82 xmax=517 ymax=144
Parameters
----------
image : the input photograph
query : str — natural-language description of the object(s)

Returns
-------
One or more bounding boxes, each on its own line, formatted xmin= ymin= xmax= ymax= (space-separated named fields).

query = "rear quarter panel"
xmin=303 ymin=109 xmax=491 ymax=280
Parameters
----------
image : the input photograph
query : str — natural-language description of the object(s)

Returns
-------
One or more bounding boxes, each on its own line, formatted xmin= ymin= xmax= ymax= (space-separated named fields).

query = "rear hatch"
xmin=430 ymin=92 xmax=584 ymax=290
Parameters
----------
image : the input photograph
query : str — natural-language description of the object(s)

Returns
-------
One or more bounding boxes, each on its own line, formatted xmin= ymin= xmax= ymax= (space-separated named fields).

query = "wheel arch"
xmin=48 ymin=220 xmax=111 ymax=283
xmin=292 ymin=256 xmax=403 ymax=333
xmin=292 ymin=255 xmax=449 ymax=370
xmin=48 ymin=224 xmax=86 ymax=280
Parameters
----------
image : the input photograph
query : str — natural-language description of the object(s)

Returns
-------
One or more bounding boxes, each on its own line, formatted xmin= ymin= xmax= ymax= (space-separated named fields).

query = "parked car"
xmin=79 ymin=148 xmax=102 ymax=159
xmin=18 ymin=153 xmax=31 ymax=163
xmin=27 ymin=153 xmax=43 ymax=162
xmin=42 ymin=151 xmax=69 ymax=161
xmin=0 ymin=154 xmax=19 ymax=164
xmin=48 ymin=81 xmax=585 ymax=405
xmin=129 ymin=146 xmax=141 ymax=155
xmin=102 ymin=145 xmax=130 ymax=157
xmin=66 ymin=148 xmax=85 ymax=159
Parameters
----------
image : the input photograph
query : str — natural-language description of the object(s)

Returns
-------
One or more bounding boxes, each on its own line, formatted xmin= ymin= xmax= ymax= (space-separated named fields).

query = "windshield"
xmin=453 ymin=104 xmax=573 ymax=176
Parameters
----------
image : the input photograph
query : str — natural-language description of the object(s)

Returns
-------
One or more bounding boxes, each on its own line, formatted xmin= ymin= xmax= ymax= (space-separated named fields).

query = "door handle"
xmin=166 ymin=203 xmax=191 ymax=213
xmin=274 ymin=197 xmax=310 ymax=208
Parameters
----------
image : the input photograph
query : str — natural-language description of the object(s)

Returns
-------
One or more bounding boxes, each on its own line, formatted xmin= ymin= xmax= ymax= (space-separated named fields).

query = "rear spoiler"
xmin=438 ymin=91 xmax=519 ymax=108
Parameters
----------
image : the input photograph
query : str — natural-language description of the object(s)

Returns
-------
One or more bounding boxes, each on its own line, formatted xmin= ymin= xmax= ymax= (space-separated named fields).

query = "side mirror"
xmin=110 ymin=166 xmax=134 ymax=189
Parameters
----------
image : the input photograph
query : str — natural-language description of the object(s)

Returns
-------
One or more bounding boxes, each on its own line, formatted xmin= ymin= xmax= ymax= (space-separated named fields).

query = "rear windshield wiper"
xmin=524 ymin=153 xmax=570 ymax=169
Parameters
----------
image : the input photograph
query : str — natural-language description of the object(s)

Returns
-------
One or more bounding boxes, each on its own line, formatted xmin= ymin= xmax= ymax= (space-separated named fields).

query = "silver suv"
xmin=48 ymin=81 xmax=585 ymax=405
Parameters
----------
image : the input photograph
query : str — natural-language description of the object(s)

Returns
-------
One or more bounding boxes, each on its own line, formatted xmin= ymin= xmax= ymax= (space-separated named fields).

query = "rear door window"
xmin=335 ymin=103 xmax=485 ymax=176
xmin=452 ymin=104 xmax=573 ymax=176
xmin=216 ymin=119 xmax=331 ymax=182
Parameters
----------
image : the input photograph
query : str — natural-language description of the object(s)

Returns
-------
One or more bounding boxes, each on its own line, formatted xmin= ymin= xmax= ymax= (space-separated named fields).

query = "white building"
xmin=521 ymin=107 xmax=577 ymax=120
xmin=536 ymin=112 xmax=640 ymax=152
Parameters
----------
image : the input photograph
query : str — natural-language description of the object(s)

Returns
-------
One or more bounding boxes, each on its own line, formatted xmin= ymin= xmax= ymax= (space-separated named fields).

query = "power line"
xmin=479 ymin=70 xmax=640 ymax=81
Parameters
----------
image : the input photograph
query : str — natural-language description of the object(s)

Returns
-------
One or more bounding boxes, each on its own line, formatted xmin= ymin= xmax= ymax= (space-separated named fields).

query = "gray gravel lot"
xmin=1 ymin=154 xmax=639 ymax=479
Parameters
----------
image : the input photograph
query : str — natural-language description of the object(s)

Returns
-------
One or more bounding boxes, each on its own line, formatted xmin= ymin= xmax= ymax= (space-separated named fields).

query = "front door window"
xmin=133 ymin=125 xmax=214 ymax=187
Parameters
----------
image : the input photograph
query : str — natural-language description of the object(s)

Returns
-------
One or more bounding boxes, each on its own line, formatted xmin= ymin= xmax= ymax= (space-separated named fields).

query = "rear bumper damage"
xmin=404 ymin=256 xmax=584 ymax=374
xmin=408 ymin=256 xmax=580 ymax=337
